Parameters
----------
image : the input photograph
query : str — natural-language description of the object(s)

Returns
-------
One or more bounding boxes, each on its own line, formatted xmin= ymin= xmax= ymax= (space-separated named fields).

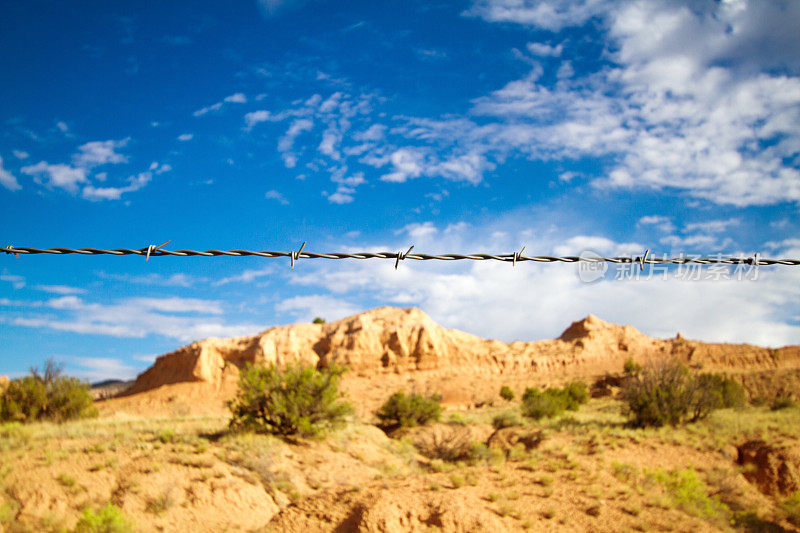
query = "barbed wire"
xmin=3 ymin=244 xmax=799 ymax=267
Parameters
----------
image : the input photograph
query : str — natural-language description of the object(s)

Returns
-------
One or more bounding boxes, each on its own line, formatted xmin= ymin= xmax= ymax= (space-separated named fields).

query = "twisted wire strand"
xmin=3 ymin=245 xmax=798 ymax=265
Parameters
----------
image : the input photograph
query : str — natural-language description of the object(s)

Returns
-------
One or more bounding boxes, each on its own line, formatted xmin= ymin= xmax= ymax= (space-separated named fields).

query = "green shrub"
xmin=521 ymin=382 xmax=589 ymax=420
xmin=492 ymin=412 xmax=522 ymax=429
xmin=563 ymin=381 xmax=589 ymax=406
xmin=622 ymin=361 xmax=743 ymax=427
xmin=781 ymin=491 xmax=800 ymax=526
xmin=227 ymin=363 xmax=352 ymax=437
xmin=623 ymin=360 xmax=692 ymax=427
xmin=376 ymin=392 xmax=441 ymax=430
xmin=696 ymin=373 xmax=746 ymax=409
xmin=623 ymin=357 xmax=643 ymax=374
xmin=74 ymin=503 xmax=132 ymax=533
xmin=312 ymin=317 xmax=326 ymax=324
xmin=771 ymin=395 xmax=796 ymax=411
xmin=647 ymin=468 xmax=729 ymax=521
xmin=521 ymin=388 xmax=562 ymax=420
xmin=499 ymin=385 xmax=515 ymax=401
xmin=718 ymin=376 xmax=747 ymax=408
xmin=0 ymin=360 xmax=96 ymax=423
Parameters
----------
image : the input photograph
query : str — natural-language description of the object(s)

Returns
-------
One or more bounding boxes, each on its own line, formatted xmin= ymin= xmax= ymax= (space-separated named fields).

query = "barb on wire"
xmin=513 ymin=246 xmax=526 ymax=267
xmin=2 ymin=244 xmax=799 ymax=266
xmin=395 ymin=245 xmax=414 ymax=269
xmin=290 ymin=241 xmax=306 ymax=270
xmin=636 ymin=249 xmax=649 ymax=271
xmin=145 ymin=240 xmax=170 ymax=262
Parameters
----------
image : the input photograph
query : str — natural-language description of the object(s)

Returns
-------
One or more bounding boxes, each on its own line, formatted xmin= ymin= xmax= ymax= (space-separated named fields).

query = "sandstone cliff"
xmin=124 ymin=307 xmax=800 ymax=398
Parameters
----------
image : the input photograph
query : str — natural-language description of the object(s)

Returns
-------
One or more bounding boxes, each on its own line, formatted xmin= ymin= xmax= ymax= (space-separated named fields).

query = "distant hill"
xmin=102 ymin=306 xmax=800 ymax=416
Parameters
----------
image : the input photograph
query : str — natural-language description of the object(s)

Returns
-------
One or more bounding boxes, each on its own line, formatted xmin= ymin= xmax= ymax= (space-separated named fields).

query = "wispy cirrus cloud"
xmin=18 ymin=137 xmax=163 ymax=201
xmin=66 ymin=356 xmax=142 ymax=381
xmin=96 ymin=271 xmax=199 ymax=287
xmin=34 ymin=285 xmax=87 ymax=295
xmin=193 ymin=92 xmax=248 ymax=117
xmin=1 ymin=274 xmax=26 ymax=289
xmin=2 ymin=295 xmax=260 ymax=343
xmin=241 ymin=1 xmax=800 ymax=207
xmin=0 ymin=156 xmax=22 ymax=191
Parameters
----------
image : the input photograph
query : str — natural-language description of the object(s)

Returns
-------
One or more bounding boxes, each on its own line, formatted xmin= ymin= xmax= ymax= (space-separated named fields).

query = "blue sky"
xmin=2 ymin=0 xmax=799 ymax=381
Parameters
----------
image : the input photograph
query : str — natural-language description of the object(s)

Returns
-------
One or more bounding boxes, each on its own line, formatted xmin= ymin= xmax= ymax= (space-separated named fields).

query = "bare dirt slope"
xmin=4 ymin=401 xmax=799 ymax=532
xmin=104 ymin=307 xmax=800 ymax=417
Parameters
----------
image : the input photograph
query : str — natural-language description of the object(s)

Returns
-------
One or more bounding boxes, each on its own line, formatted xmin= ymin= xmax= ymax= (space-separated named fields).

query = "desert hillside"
xmin=4 ymin=307 xmax=800 ymax=532
xmin=107 ymin=306 xmax=800 ymax=417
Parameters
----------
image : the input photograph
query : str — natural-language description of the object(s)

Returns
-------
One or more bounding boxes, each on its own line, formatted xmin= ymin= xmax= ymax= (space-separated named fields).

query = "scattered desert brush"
xmin=376 ymin=391 xmax=442 ymax=431
xmin=228 ymin=363 xmax=352 ymax=438
xmin=521 ymin=381 xmax=589 ymax=420
xmin=622 ymin=359 xmax=747 ymax=427
xmin=0 ymin=359 xmax=97 ymax=423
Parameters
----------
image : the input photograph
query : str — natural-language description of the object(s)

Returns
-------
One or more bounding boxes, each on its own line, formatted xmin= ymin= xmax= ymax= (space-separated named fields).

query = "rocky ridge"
xmin=125 ymin=307 xmax=800 ymax=399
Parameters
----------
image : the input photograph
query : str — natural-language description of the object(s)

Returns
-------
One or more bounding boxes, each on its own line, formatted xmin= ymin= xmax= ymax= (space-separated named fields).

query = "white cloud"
xmin=177 ymin=133 xmax=194 ymax=141
xmin=684 ymin=219 xmax=739 ymax=234
xmin=67 ymin=356 xmax=142 ymax=382
xmin=81 ymin=171 xmax=151 ymax=201
xmin=318 ymin=127 xmax=342 ymax=160
xmin=327 ymin=191 xmax=354 ymax=204
xmin=194 ymin=93 xmax=247 ymax=117
xmin=224 ymin=93 xmax=247 ymax=103
xmin=1 ymin=274 xmax=25 ymax=289
xmin=464 ymin=0 xmax=606 ymax=31
xmin=274 ymin=295 xmax=361 ymax=324
xmin=526 ymin=42 xmax=563 ymax=57
xmin=277 ymin=118 xmax=313 ymax=168
xmin=7 ymin=295 xmax=258 ymax=343
xmin=396 ymin=222 xmax=438 ymax=240
xmin=18 ymin=138 xmax=147 ymax=199
xmin=0 ymin=156 xmax=22 ymax=191
xmin=12 ymin=150 xmax=28 ymax=160
xmin=73 ymin=139 xmax=129 ymax=168
xmin=21 ymin=161 xmax=87 ymax=193
xmin=56 ymin=121 xmax=69 ymax=133
xmin=245 ymin=110 xmax=273 ymax=129
xmin=288 ymin=217 xmax=800 ymax=347
xmin=126 ymin=297 xmax=224 ymax=314
xmin=265 ymin=189 xmax=289 ymax=205
xmin=34 ymin=285 xmax=87 ymax=295
xmin=213 ymin=267 xmax=274 ymax=286
xmin=193 ymin=101 xmax=223 ymax=117
xmin=380 ymin=148 xmax=425 ymax=183
xmin=95 ymin=271 xmax=198 ymax=287
xmin=638 ymin=215 xmax=675 ymax=233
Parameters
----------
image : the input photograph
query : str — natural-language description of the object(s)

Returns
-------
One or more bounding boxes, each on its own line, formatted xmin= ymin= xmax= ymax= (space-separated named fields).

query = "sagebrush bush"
xmin=499 ymin=385 xmax=515 ymax=401
xmin=521 ymin=381 xmax=589 ymax=420
xmin=696 ymin=373 xmax=747 ymax=409
xmin=0 ymin=360 xmax=96 ymax=423
xmin=376 ymin=391 xmax=441 ymax=430
xmin=623 ymin=357 xmax=643 ymax=374
xmin=622 ymin=360 xmax=745 ymax=427
xmin=492 ymin=411 xmax=522 ymax=429
xmin=771 ymin=395 xmax=796 ymax=411
xmin=74 ymin=503 xmax=132 ymax=533
xmin=227 ymin=363 xmax=352 ymax=437
xmin=781 ymin=491 xmax=800 ymax=527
